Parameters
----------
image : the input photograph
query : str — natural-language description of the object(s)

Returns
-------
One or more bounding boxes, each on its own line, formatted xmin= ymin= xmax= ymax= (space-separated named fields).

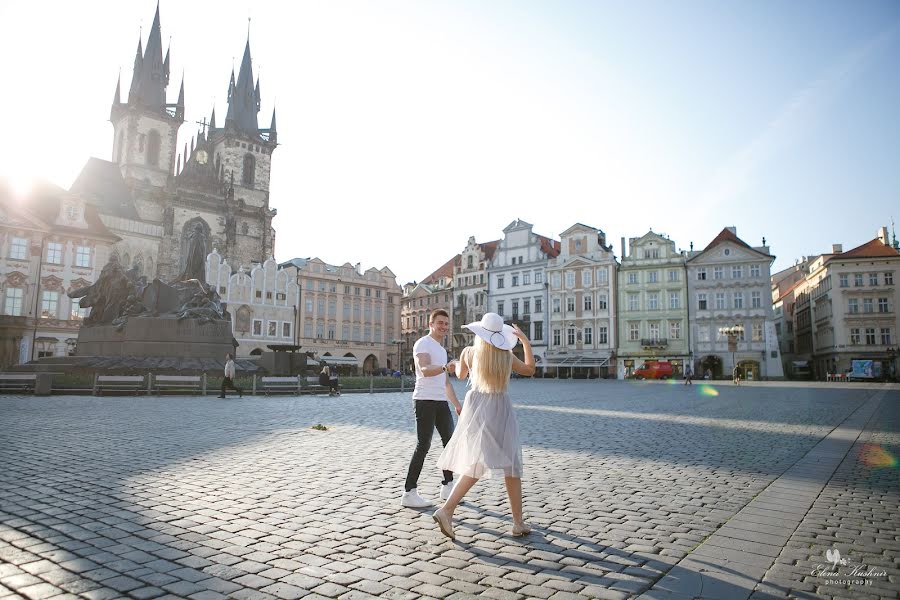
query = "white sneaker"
xmin=400 ymin=489 xmax=433 ymax=508
xmin=440 ymin=480 xmax=455 ymax=500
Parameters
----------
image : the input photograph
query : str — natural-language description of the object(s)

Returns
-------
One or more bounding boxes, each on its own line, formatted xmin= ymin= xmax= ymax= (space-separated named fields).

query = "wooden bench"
xmin=260 ymin=376 xmax=301 ymax=396
xmin=0 ymin=373 xmax=37 ymax=394
xmin=94 ymin=375 xmax=145 ymax=396
xmin=151 ymin=374 xmax=204 ymax=395
xmin=305 ymin=376 xmax=340 ymax=396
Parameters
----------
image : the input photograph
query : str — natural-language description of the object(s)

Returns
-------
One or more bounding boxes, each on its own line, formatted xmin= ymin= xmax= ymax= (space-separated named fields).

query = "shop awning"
xmin=318 ymin=356 xmax=360 ymax=366
xmin=542 ymin=355 xmax=610 ymax=368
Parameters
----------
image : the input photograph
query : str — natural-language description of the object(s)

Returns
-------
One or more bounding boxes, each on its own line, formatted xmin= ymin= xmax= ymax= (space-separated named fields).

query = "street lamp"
xmin=390 ymin=339 xmax=404 ymax=392
xmin=718 ymin=324 xmax=745 ymax=381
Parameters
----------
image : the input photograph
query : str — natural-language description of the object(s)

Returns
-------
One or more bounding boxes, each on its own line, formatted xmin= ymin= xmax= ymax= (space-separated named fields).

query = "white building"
xmin=452 ymin=237 xmax=498 ymax=355
xmin=487 ymin=219 xmax=559 ymax=370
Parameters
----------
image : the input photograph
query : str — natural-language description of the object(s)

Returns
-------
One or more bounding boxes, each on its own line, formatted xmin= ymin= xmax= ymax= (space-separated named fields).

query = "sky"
xmin=1 ymin=0 xmax=899 ymax=284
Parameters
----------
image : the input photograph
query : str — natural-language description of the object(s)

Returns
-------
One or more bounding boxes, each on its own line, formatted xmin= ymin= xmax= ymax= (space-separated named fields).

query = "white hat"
xmin=463 ymin=312 xmax=518 ymax=351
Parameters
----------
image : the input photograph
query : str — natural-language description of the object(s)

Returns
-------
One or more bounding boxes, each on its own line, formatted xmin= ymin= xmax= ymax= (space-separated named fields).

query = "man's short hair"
xmin=429 ymin=309 xmax=449 ymax=323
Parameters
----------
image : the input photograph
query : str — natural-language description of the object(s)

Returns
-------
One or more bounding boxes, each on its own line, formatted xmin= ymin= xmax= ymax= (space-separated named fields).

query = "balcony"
xmin=640 ymin=338 xmax=668 ymax=348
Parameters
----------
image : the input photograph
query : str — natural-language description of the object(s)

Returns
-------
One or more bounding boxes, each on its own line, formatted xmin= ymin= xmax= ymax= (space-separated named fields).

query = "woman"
xmin=432 ymin=312 xmax=535 ymax=540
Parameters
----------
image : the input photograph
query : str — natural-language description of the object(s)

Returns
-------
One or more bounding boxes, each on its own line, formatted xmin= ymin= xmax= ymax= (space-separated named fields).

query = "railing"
xmin=640 ymin=338 xmax=668 ymax=347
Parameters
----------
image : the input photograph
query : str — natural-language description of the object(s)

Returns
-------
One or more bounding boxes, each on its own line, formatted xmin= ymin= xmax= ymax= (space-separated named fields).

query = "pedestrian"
xmin=733 ymin=366 xmax=741 ymax=385
xmin=432 ymin=313 xmax=535 ymax=540
xmin=219 ymin=353 xmax=242 ymax=398
xmin=704 ymin=368 xmax=711 ymax=380
xmin=401 ymin=309 xmax=463 ymax=508
xmin=683 ymin=365 xmax=693 ymax=386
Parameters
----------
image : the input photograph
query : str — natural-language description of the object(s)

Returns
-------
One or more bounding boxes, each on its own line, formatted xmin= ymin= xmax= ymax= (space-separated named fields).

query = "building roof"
xmin=0 ymin=180 xmax=118 ymax=241
xmin=481 ymin=240 xmax=500 ymax=260
xmin=538 ymin=235 xmax=561 ymax=258
xmin=702 ymin=227 xmax=754 ymax=252
xmin=125 ymin=5 xmax=170 ymax=114
xmin=70 ymin=158 xmax=141 ymax=219
xmin=225 ymin=38 xmax=263 ymax=137
xmin=422 ymin=254 xmax=459 ymax=284
xmin=830 ymin=238 xmax=899 ymax=260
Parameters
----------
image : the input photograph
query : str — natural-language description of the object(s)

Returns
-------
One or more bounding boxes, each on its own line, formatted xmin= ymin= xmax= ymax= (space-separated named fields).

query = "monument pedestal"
xmin=76 ymin=317 xmax=234 ymax=358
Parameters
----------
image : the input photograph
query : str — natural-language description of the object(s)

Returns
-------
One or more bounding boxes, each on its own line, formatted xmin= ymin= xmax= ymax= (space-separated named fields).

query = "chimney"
xmin=878 ymin=227 xmax=889 ymax=245
xmin=621 ymin=237 xmax=626 ymax=259
xmin=831 ymin=244 xmax=842 ymax=254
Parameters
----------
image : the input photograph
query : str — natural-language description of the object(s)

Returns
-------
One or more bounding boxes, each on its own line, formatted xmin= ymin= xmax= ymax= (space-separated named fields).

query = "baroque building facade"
xmin=401 ymin=257 xmax=455 ymax=370
xmin=451 ymin=237 xmax=498 ymax=356
xmin=70 ymin=6 xmax=278 ymax=287
xmin=545 ymin=224 xmax=618 ymax=378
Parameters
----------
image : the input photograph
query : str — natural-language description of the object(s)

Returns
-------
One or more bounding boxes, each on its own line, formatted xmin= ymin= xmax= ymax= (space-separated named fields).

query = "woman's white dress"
xmin=437 ymin=354 xmax=523 ymax=479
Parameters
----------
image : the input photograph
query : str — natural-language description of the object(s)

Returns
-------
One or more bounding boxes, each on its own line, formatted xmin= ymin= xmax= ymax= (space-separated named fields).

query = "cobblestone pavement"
xmin=1 ymin=380 xmax=897 ymax=600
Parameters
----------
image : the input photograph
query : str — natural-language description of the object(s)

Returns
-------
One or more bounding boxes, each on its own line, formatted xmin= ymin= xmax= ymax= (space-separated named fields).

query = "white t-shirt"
xmin=412 ymin=335 xmax=448 ymax=401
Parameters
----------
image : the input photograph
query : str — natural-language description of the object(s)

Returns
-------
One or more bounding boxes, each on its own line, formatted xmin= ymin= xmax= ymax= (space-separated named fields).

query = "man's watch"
xmin=441 ymin=365 xmax=447 ymax=373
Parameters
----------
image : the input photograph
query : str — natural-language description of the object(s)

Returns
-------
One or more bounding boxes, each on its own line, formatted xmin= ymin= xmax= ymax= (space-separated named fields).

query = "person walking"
xmin=401 ymin=309 xmax=463 ymax=508
xmin=219 ymin=353 xmax=242 ymax=398
xmin=683 ymin=365 xmax=693 ymax=386
xmin=432 ymin=313 xmax=535 ymax=540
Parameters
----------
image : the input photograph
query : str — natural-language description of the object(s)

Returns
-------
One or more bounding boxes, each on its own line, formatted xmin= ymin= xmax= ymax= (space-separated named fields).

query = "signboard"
xmin=850 ymin=360 xmax=882 ymax=380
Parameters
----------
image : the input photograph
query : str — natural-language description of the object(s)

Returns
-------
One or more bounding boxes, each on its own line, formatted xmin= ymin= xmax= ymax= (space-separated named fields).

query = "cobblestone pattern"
xmin=0 ymin=381 xmax=890 ymax=599
xmin=753 ymin=392 xmax=900 ymax=600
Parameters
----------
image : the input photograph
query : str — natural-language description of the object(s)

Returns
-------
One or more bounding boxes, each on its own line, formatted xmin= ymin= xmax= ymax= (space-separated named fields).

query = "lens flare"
xmin=698 ymin=384 xmax=719 ymax=397
xmin=859 ymin=444 xmax=898 ymax=468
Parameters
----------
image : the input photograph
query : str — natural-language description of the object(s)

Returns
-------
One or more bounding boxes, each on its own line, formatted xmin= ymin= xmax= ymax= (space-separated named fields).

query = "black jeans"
xmin=404 ymin=400 xmax=455 ymax=492
xmin=220 ymin=377 xmax=242 ymax=395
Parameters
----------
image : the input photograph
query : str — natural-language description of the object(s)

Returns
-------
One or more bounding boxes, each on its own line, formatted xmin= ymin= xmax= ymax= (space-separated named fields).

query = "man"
xmin=683 ymin=365 xmax=693 ymax=386
xmin=401 ymin=309 xmax=463 ymax=508
xmin=219 ymin=353 xmax=243 ymax=398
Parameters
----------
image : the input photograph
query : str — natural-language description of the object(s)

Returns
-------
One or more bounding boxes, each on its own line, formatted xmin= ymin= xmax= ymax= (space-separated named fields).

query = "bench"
xmin=0 ymin=373 xmax=37 ymax=394
xmin=260 ymin=376 xmax=301 ymax=396
xmin=151 ymin=374 xmax=204 ymax=395
xmin=94 ymin=375 xmax=145 ymax=396
xmin=305 ymin=375 xmax=340 ymax=396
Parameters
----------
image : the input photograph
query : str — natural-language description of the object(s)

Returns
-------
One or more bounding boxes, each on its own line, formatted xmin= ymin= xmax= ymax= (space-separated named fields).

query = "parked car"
xmin=632 ymin=361 xmax=675 ymax=380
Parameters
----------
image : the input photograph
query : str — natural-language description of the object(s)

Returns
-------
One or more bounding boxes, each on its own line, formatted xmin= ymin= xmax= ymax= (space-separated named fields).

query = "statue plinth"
xmin=75 ymin=317 xmax=234 ymax=358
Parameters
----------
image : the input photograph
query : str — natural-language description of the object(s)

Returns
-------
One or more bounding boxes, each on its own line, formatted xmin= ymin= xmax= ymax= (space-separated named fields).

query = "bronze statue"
xmin=177 ymin=223 xmax=208 ymax=284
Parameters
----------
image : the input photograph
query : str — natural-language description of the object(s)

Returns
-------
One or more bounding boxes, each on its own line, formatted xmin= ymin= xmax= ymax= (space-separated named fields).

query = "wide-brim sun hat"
xmin=463 ymin=312 xmax=518 ymax=351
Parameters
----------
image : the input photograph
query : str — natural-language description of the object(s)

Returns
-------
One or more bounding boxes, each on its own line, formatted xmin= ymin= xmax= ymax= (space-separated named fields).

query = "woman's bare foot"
xmin=511 ymin=521 xmax=531 ymax=537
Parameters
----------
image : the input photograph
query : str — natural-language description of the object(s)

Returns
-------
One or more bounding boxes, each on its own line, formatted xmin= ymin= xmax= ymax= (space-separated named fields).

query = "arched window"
xmin=242 ymin=154 xmax=256 ymax=187
xmin=146 ymin=130 xmax=161 ymax=167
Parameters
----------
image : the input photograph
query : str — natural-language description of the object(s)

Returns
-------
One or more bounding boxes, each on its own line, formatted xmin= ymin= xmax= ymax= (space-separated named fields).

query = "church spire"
xmin=224 ymin=36 xmax=260 ymax=135
xmin=110 ymin=73 xmax=122 ymax=120
xmin=175 ymin=77 xmax=185 ymax=119
xmin=127 ymin=37 xmax=142 ymax=101
xmin=209 ymin=106 xmax=217 ymax=129
xmin=127 ymin=3 xmax=168 ymax=113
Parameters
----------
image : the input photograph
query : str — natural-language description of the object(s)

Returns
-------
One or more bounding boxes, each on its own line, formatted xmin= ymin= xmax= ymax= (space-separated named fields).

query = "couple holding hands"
xmin=401 ymin=309 xmax=535 ymax=540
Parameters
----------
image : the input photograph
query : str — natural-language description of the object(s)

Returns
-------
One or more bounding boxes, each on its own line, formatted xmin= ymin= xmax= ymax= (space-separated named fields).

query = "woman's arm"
xmin=455 ymin=347 xmax=471 ymax=380
xmin=511 ymin=324 xmax=536 ymax=376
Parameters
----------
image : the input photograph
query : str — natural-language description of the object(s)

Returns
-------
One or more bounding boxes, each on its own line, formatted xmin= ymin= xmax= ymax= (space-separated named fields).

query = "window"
xmin=497 ymin=276 xmax=505 ymax=289
xmin=732 ymin=265 xmax=743 ymax=279
xmin=752 ymin=323 xmax=763 ymax=341
xmin=850 ymin=328 xmax=861 ymax=344
xmin=9 ymin=237 xmax=27 ymax=260
xmin=319 ymin=322 xmax=327 ymax=339
xmin=648 ymin=248 xmax=660 ymax=258
xmin=342 ymin=324 xmax=349 ymax=340
xmin=553 ymin=298 xmax=561 ymax=313
xmin=523 ymin=299 xmax=531 ymax=315
xmin=584 ymin=295 xmax=592 ymax=311
xmin=669 ymin=292 xmax=680 ymax=310
xmin=277 ymin=292 xmax=286 ymax=301
xmin=697 ymin=268 xmax=707 ymax=281
xmin=668 ymin=269 xmax=679 ymax=282
xmin=255 ymin=290 xmax=263 ymax=299
xmin=365 ymin=288 xmax=371 ymax=297
xmin=317 ymin=298 xmax=325 ymax=315
xmin=376 ymin=290 xmax=381 ymax=298
xmin=715 ymin=293 xmax=726 ymax=310
xmin=41 ymin=291 xmax=59 ymax=318
xmin=567 ymin=328 xmax=576 ymax=345
xmin=669 ymin=321 xmax=681 ymax=339
xmin=598 ymin=326 xmax=608 ymax=345
xmin=364 ymin=326 xmax=372 ymax=342
xmin=648 ymin=322 xmax=660 ymax=340
xmin=355 ymin=287 xmax=361 ymax=296
xmin=533 ymin=321 xmax=543 ymax=341
xmin=627 ymin=272 xmax=638 ymax=284
xmin=4 ymin=288 xmax=24 ymax=316
xmin=878 ymin=298 xmax=889 ymax=313
xmin=511 ymin=274 xmax=519 ymax=287
xmin=885 ymin=272 xmax=893 ymax=285
xmin=534 ymin=271 xmax=542 ymax=284
xmin=648 ymin=271 xmax=658 ymax=283
xmin=698 ymin=293 xmax=707 ymax=310
xmin=751 ymin=291 xmax=762 ymax=308
xmin=553 ymin=329 xmax=561 ymax=346
xmin=146 ymin=130 xmax=161 ymax=166
xmin=342 ymin=302 xmax=350 ymax=319
xmin=497 ymin=301 xmax=504 ymax=316
xmin=47 ymin=242 xmax=63 ymax=264
xmin=565 ymin=272 xmax=575 ymax=288
xmin=535 ymin=298 xmax=542 ymax=313
xmin=364 ymin=304 xmax=372 ymax=321
xmin=328 ymin=300 xmax=337 ymax=318
xmin=751 ymin=264 xmax=761 ymax=278
xmin=598 ymin=294 xmax=607 ymax=310
xmin=353 ymin=302 xmax=361 ymax=320
xmin=854 ymin=273 xmax=864 ymax=286
xmin=283 ymin=322 xmax=292 ymax=338
xmin=628 ymin=293 xmax=639 ymax=311
xmin=647 ymin=293 xmax=659 ymax=310
xmin=839 ymin=274 xmax=849 ymax=287
xmin=584 ymin=327 xmax=593 ymax=345
xmin=713 ymin=267 xmax=724 ymax=280
xmin=522 ymin=272 xmax=531 ymax=285
xmin=848 ymin=298 xmax=859 ymax=314
xmin=70 ymin=303 xmax=88 ymax=321
xmin=881 ymin=328 xmax=892 ymax=345
xmin=566 ymin=297 xmax=575 ymax=312
xmin=253 ymin=320 xmax=263 ymax=335
xmin=595 ymin=269 xmax=606 ymax=284
xmin=629 ymin=323 xmax=639 ymax=341
xmin=865 ymin=328 xmax=876 ymax=345
xmin=511 ymin=301 xmax=519 ymax=318
xmin=582 ymin=270 xmax=592 ymax=286
xmin=268 ymin=321 xmax=278 ymax=337
xmin=869 ymin=273 xmax=878 ymax=286
xmin=242 ymin=154 xmax=256 ymax=186
xmin=375 ymin=306 xmax=382 ymax=321
xmin=733 ymin=292 xmax=744 ymax=309
xmin=863 ymin=298 xmax=873 ymax=313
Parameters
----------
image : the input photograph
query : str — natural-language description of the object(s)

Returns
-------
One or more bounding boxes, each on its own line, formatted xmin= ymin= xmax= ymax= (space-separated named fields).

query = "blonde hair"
xmin=467 ymin=337 xmax=513 ymax=393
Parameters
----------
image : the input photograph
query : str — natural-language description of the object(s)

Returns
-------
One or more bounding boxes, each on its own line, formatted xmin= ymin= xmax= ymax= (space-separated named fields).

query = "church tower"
xmin=110 ymin=4 xmax=184 ymax=192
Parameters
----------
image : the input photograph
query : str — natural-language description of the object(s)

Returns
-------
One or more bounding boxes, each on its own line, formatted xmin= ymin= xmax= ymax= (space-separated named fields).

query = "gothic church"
xmin=71 ymin=5 xmax=278 ymax=283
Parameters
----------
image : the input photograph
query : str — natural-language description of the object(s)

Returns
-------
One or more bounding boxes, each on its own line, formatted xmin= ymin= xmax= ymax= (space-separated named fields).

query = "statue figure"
xmin=68 ymin=255 xmax=131 ymax=325
xmin=177 ymin=223 xmax=208 ymax=284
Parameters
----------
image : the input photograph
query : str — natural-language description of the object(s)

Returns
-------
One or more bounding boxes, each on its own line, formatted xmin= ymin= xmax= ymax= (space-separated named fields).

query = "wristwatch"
xmin=441 ymin=365 xmax=448 ymax=373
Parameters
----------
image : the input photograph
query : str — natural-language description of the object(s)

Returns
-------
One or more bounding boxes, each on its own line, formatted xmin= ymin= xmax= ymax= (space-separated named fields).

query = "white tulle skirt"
xmin=437 ymin=389 xmax=523 ymax=479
